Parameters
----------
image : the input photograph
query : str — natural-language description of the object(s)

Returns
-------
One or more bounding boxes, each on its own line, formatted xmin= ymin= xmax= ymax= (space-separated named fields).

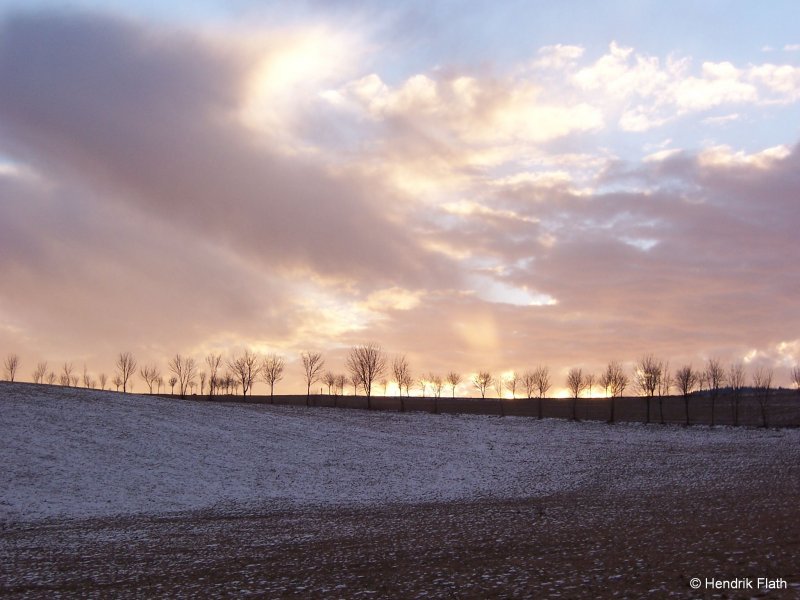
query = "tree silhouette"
xmin=323 ymin=371 xmax=336 ymax=395
xmin=139 ymin=364 xmax=160 ymax=394
xmin=752 ymin=366 xmax=773 ymax=428
xmin=32 ymin=361 xmax=47 ymax=384
xmin=301 ymin=351 xmax=325 ymax=405
xmin=728 ymin=362 xmax=746 ymax=426
xmin=261 ymin=354 xmax=285 ymax=401
xmin=635 ymin=355 xmax=663 ymax=424
xmin=566 ymin=368 xmax=585 ymax=421
xmin=116 ymin=352 xmax=137 ymax=394
xmin=169 ymin=354 xmax=197 ymax=398
xmin=705 ymin=358 xmax=725 ymax=427
xmin=602 ymin=361 xmax=628 ymax=423
xmin=346 ymin=343 xmax=386 ymax=409
xmin=472 ymin=371 xmax=493 ymax=399
xmin=60 ymin=362 xmax=74 ymax=387
xmin=392 ymin=355 xmax=411 ymax=409
xmin=430 ymin=373 xmax=443 ymax=413
xmin=675 ymin=365 xmax=697 ymax=426
xmin=205 ymin=353 xmax=222 ymax=397
xmin=3 ymin=354 xmax=19 ymax=382
xmin=505 ymin=372 xmax=519 ymax=399
xmin=228 ymin=350 xmax=260 ymax=398
xmin=446 ymin=371 xmax=462 ymax=398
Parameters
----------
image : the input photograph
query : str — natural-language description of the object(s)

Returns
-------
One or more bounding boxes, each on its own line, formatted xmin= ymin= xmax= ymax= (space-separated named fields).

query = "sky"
xmin=1 ymin=1 xmax=799 ymax=395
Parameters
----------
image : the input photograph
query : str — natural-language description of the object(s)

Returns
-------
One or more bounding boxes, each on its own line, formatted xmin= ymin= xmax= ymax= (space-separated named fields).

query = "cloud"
xmin=1 ymin=9 xmax=799 ymax=390
xmin=0 ymin=13 xmax=451 ymax=287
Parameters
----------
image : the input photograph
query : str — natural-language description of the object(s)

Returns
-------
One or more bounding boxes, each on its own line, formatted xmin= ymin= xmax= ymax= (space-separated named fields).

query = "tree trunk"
xmin=684 ymin=395 xmax=690 ymax=426
xmin=710 ymin=393 xmax=716 ymax=427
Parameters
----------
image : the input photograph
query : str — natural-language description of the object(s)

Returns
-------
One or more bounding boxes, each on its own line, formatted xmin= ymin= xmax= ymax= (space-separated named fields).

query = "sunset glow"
xmin=1 ymin=1 xmax=799 ymax=393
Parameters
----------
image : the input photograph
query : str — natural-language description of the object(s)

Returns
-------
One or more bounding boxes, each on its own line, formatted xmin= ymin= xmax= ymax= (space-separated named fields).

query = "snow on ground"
xmin=1 ymin=382 xmax=798 ymax=523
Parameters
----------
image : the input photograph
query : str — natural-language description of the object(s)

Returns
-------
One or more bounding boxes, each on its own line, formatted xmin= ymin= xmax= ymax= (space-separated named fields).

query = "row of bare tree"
xmin=4 ymin=349 xmax=800 ymax=426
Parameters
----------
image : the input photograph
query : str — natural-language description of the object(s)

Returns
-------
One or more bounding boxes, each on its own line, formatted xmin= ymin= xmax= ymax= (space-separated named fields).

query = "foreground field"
xmin=1 ymin=382 xmax=799 ymax=597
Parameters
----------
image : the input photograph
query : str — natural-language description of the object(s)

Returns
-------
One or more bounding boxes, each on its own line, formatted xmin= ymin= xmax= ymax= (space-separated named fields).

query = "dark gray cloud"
xmin=0 ymin=11 xmax=449 ymax=287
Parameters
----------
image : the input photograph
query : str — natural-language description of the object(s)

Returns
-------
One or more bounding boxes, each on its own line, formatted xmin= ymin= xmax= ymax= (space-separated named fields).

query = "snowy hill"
xmin=2 ymin=382 xmax=798 ymax=523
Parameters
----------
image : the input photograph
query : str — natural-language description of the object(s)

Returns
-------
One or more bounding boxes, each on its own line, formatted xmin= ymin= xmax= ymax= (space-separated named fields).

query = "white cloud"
xmin=533 ymin=44 xmax=585 ymax=69
xmin=643 ymin=148 xmax=682 ymax=163
xmin=702 ymin=113 xmax=741 ymax=126
xmin=698 ymin=144 xmax=791 ymax=169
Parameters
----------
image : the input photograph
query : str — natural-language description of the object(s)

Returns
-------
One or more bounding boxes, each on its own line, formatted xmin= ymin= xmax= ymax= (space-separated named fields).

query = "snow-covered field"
xmin=2 ymin=382 xmax=798 ymax=523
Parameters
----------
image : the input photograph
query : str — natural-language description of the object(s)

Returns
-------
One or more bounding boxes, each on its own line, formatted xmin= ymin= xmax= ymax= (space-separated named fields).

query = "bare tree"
xmin=429 ymin=373 xmax=444 ymax=414
xmin=705 ymin=358 xmax=725 ymax=427
xmin=635 ymin=355 xmax=663 ymax=424
xmin=505 ymin=372 xmax=520 ymax=399
xmin=675 ymin=365 xmax=697 ymax=426
xmin=493 ymin=375 xmax=504 ymax=400
xmin=602 ymin=361 xmax=628 ymax=423
xmin=323 ymin=371 xmax=336 ymax=395
xmin=115 ymin=352 xmax=137 ymax=394
xmin=335 ymin=373 xmax=346 ymax=396
xmin=346 ymin=344 xmax=386 ymax=409
xmin=169 ymin=354 xmax=197 ymax=398
xmin=139 ymin=364 xmax=160 ymax=394
xmin=430 ymin=373 xmax=444 ymax=398
xmin=3 ymin=353 xmax=20 ymax=382
xmin=392 ymin=355 xmax=410 ymax=399
xmin=584 ymin=373 xmax=596 ymax=398
xmin=301 ymin=351 xmax=325 ymax=405
xmin=99 ymin=373 xmax=107 ymax=391
xmin=656 ymin=362 xmax=672 ymax=425
xmin=446 ymin=371 xmax=462 ymax=398
xmin=522 ymin=370 xmax=536 ymax=400
xmin=156 ymin=376 xmax=163 ymax=394
xmin=46 ymin=371 xmax=56 ymax=385
xmin=418 ymin=376 xmax=428 ymax=398
xmin=168 ymin=376 xmax=177 ymax=394
xmin=260 ymin=353 xmax=285 ymax=402
xmin=228 ymin=350 xmax=260 ymax=398
xmin=71 ymin=374 xmax=79 ymax=387
xmin=350 ymin=372 xmax=361 ymax=396
xmin=82 ymin=365 xmax=94 ymax=389
xmin=791 ymin=366 xmax=800 ymax=393
xmin=728 ymin=362 xmax=746 ymax=427
xmin=60 ymin=362 xmax=74 ymax=387
xmin=32 ymin=361 xmax=48 ymax=384
xmin=566 ymin=368 xmax=585 ymax=421
xmin=534 ymin=366 xmax=551 ymax=398
xmin=752 ymin=366 xmax=773 ymax=428
xmin=205 ymin=353 xmax=222 ymax=398
xmin=472 ymin=371 xmax=493 ymax=399
xmin=113 ymin=375 xmax=123 ymax=392
xmin=492 ymin=375 xmax=505 ymax=416
xmin=380 ymin=378 xmax=388 ymax=396
xmin=533 ymin=365 xmax=551 ymax=420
